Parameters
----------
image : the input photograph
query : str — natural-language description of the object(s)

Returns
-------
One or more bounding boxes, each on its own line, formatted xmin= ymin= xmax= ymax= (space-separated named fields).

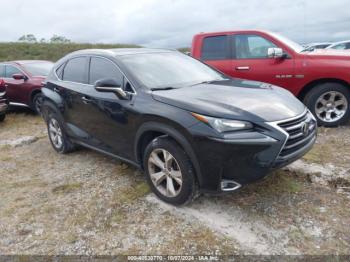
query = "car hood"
xmin=151 ymin=79 xmax=305 ymax=122
xmin=305 ymin=49 xmax=350 ymax=58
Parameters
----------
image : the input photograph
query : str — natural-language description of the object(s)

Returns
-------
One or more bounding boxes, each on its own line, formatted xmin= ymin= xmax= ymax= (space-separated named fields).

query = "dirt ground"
xmin=0 ymin=109 xmax=349 ymax=255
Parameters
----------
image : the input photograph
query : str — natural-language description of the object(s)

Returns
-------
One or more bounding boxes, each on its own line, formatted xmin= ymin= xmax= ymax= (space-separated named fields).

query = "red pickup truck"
xmin=191 ymin=30 xmax=350 ymax=126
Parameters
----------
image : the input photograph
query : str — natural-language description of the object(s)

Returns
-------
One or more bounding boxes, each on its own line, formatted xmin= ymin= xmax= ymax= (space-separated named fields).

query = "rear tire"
xmin=143 ymin=137 xmax=197 ymax=206
xmin=303 ymin=83 xmax=350 ymax=127
xmin=46 ymin=111 xmax=76 ymax=153
xmin=0 ymin=114 xmax=5 ymax=122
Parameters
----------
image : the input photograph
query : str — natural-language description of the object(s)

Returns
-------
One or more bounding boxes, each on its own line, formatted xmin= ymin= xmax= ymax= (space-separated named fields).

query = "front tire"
xmin=143 ymin=137 xmax=197 ymax=206
xmin=304 ymin=83 xmax=350 ymax=127
xmin=0 ymin=114 xmax=5 ymax=122
xmin=32 ymin=93 xmax=43 ymax=114
xmin=46 ymin=112 xmax=75 ymax=153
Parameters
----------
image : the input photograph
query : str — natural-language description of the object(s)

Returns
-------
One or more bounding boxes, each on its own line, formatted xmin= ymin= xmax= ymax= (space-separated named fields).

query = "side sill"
xmin=73 ymin=140 xmax=141 ymax=169
xmin=9 ymin=102 xmax=29 ymax=107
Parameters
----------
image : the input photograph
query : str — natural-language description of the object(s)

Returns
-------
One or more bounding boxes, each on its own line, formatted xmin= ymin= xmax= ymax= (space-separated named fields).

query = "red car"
xmin=0 ymin=60 xmax=53 ymax=113
xmin=0 ymin=79 xmax=8 ymax=121
xmin=191 ymin=30 xmax=350 ymax=126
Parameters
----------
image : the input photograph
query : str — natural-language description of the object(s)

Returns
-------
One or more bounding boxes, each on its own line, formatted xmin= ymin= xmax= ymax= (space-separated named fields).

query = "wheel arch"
xmin=29 ymin=88 xmax=42 ymax=105
xmin=134 ymin=121 xmax=203 ymax=186
xmin=41 ymin=99 xmax=61 ymax=122
xmin=298 ymin=78 xmax=350 ymax=101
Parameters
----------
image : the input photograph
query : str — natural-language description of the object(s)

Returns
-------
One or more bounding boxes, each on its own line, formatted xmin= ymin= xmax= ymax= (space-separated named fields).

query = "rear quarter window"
xmin=0 ymin=65 xmax=4 ymax=78
xmin=201 ymin=35 xmax=229 ymax=60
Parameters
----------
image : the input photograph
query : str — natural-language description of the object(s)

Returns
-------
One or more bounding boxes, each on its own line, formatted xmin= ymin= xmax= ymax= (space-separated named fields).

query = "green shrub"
xmin=0 ymin=42 xmax=140 ymax=62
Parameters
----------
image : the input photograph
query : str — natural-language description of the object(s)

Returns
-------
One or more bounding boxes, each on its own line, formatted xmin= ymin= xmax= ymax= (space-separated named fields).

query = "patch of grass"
xmin=115 ymin=182 xmax=150 ymax=205
xmin=109 ymin=210 xmax=128 ymax=225
xmin=303 ymin=144 xmax=332 ymax=165
xmin=0 ymin=155 xmax=13 ymax=161
xmin=65 ymin=232 xmax=79 ymax=244
xmin=106 ymin=182 xmax=150 ymax=227
xmin=158 ymin=227 xmax=237 ymax=255
xmin=245 ymin=170 xmax=303 ymax=196
xmin=52 ymin=183 xmax=82 ymax=194
xmin=0 ymin=180 xmax=48 ymax=189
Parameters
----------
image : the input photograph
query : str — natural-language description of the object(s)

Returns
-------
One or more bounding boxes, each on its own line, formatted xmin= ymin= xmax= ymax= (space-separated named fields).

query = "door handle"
xmin=235 ymin=66 xmax=250 ymax=71
xmin=81 ymin=96 xmax=92 ymax=104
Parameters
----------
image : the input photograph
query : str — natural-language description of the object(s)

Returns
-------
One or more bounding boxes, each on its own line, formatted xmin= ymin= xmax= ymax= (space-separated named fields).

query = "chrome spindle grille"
xmin=277 ymin=111 xmax=317 ymax=159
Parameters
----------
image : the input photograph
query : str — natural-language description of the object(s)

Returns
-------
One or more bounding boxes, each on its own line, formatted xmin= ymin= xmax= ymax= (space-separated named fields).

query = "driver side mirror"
xmin=12 ymin=73 xmax=28 ymax=81
xmin=94 ymin=78 xmax=129 ymax=100
xmin=267 ymin=48 xmax=285 ymax=59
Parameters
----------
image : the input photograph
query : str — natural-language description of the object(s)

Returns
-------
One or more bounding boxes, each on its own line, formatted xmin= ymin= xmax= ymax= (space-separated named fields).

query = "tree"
xmin=18 ymin=34 xmax=37 ymax=43
xmin=50 ymin=35 xmax=71 ymax=43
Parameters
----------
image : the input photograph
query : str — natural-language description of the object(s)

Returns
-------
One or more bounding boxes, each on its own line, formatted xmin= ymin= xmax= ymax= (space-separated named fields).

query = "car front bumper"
xmin=188 ymin=110 xmax=317 ymax=193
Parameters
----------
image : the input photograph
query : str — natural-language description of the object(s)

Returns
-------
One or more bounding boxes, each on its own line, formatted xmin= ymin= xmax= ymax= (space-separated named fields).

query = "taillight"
xmin=0 ymin=79 xmax=6 ymax=93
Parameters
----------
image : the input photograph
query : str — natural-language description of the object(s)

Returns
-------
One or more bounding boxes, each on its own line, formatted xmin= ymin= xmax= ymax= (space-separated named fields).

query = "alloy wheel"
xmin=49 ymin=118 xmax=63 ymax=149
xmin=147 ymin=148 xmax=183 ymax=198
xmin=315 ymin=91 xmax=348 ymax=123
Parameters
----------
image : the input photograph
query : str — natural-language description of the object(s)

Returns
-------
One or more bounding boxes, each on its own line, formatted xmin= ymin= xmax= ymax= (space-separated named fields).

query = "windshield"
xmin=119 ymin=52 xmax=226 ymax=88
xmin=269 ymin=32 xmax=304 ymax=53
xmin=24 ymin=62 xmax=54 ymax=76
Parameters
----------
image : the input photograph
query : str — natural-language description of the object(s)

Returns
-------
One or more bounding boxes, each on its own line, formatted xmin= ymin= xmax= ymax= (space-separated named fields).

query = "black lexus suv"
xmin=42 ymin=48 xmax=317 ymax=205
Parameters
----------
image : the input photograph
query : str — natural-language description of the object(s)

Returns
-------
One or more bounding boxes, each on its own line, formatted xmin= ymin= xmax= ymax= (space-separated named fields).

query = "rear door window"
xmin=5 ymin=65 xmax=22 ymax=78
xmin=201 ymin=35 xmax=229 ymax=60
xmin=89 ymin=57 xmax=123 ymax=85
xmin=63 ymin=57 xmax=88 ymax=84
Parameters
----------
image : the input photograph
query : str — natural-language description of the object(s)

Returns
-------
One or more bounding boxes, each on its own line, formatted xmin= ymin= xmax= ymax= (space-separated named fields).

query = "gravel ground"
xmin=0 ymin=109 xmax=349 ymax=255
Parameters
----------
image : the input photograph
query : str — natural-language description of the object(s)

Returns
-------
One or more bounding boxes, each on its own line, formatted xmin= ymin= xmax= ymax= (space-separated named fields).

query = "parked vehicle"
xmin=302 ymin=42 xmax=332 ymax=51
xmin=42 ymin=48 xmax=317 ymax=205
xmin=0 ymin=60 xmax=54 ymax=113
xmin=326 ymin=40 xmax=350 ymax=50
xmin=0 ymin=79 xmax=8 ymax=122
xmin=191 ymin=30 xmax=350 ymax=126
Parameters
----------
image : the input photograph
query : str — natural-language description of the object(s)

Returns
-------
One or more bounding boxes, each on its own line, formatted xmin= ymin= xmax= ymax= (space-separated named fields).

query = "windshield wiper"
xmin=150 ymin=86 xmax=177 ymax=91
xmin=191 ymin=78 xmax=230 ymax=86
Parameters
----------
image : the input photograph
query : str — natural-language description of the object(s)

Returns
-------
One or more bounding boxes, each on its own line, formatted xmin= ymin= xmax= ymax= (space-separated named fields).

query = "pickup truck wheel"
xmin=304 ymin=83 xmax=350 ymax=127
xmin=0 ymin=114 xmax=5 ymax=122
xmin=46 ymin=112 xmax=76 ymax=153
xmin=143 ymin=137 xmax=198 ymax=206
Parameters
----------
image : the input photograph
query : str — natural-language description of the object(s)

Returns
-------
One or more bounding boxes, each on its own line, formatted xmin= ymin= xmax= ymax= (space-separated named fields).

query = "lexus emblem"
xmin=301 ymin=122 xmax=309 ymax=136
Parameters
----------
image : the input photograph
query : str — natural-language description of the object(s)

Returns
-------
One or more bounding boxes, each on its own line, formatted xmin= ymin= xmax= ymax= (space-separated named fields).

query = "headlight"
xmin=191 ymin=112 xmax=253 ymax=133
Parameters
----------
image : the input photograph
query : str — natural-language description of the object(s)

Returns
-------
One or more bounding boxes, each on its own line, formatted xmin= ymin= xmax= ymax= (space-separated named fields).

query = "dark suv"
xmin=42 ymin=48 xmax=317 ymax=205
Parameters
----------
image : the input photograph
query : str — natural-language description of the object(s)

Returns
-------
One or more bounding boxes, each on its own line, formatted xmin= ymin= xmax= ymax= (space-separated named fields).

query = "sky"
xmin=1 ymin=0 xmax=350 ymax=47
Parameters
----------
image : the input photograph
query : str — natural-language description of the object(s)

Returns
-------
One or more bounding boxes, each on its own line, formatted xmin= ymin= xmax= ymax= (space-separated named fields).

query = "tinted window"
xmin=63 ymin=57 xmax=87 ymax=83
xmin=0 ymin=65 xmax=4 ymax=77
xmin=89 ymin=57 xmax=123 ymax=85
xmin=333 ymin=43 xmax=346 ymax=50
xmin=5 ymin=65 xmax=22 ymax=78
xmin=24 ymin=62 xmax=53 ymax=76
xmin=56 ymin=63 xmax=65 ymax=80
xmin=201 ymin=35 xmax=229 ymax=60
xmin=235 ymin=34 xmax=276 ymax=59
